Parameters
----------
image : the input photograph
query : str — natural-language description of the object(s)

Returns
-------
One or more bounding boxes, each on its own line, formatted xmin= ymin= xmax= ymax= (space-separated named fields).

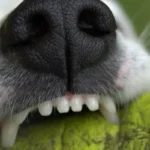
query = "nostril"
xmin=24 ymin=14 xmax=50 ymax=44
xmin=78 ymin=6 xmax=117 ymax=37
xmin=79 ymin=9 xmax=103 ymax=36
xmin=0 ymin=3 xmax=52 ymax=47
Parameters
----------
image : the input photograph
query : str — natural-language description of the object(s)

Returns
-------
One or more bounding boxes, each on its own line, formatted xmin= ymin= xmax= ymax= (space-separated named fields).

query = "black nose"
xmin=0 ymin=0 xmax=116 ymax=86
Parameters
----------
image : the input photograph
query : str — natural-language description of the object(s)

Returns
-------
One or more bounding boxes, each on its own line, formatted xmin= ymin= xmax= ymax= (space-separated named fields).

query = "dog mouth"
xmin=0 ymin=92 xmax=119 ymax=148
xmin=0 ymin=49 xmax=120 ymax=148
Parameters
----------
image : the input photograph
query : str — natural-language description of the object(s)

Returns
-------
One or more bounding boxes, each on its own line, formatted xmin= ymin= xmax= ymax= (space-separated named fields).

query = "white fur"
xmin=100 ymin=0 xmax=150 ymax=104
xmin=0 ymin=0 xmax=23 ymax=26
xmin=115 ymin=31 xmax=150 ymax=103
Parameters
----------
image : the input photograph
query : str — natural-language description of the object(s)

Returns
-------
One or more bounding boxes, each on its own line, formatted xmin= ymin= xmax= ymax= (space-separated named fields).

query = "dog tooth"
xmin=85 ymin=95 xmax=99 ymax=111
xmin=99 ymin=96 xmax=119 ymax=125
xmin=13 ymin=109 xmax=30 ymax=124
xmin=99 ymin=96 xmax=117 ymax=113
xmin=100 ymin=107 xmax=119 ymax=125
xmin=1 ymin=109 xmax=29 ymax=148
xmin=38 ymin=101 xmax=53 ymax=116
xmin=70 ymin=95 xmax=83 ymax=112
xmin=1 ymin=121 xmax=19 ymax=148
xmin=56 ymin=97 xmax=70 ymax=113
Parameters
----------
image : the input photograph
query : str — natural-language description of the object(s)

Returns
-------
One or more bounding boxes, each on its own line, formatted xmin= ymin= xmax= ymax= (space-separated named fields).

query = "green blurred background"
xmin=119 ymin=0 xmax=150 ymax=35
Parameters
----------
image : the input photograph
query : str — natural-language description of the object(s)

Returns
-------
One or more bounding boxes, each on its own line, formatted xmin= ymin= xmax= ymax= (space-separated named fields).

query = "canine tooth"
xmin=13 ymin=110 xmax=30 ymax=124
xmin=1 ymin=110 xmax=29 ymax=148
xmin=38 ymin=101 xmax=53 ymax=116
xmin=1 ymin=121 xmax=19 ymax=148
xmin=56 ymin=97 xmax=70 ymax=113
xmin=70 ymin=95 xmax=83 ymax=112
xmin=99 ymin=96 xmax=119 ymax=125
xmin=85 ymin=95 xmax=99 ymax=111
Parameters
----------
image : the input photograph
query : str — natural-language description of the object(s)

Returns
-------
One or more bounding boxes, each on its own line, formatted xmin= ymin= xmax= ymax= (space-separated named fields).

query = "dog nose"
xmin=0 ymin=0 xmax=116 ymax=83
xmin=1 ymin=0 xmax=67 ymax=78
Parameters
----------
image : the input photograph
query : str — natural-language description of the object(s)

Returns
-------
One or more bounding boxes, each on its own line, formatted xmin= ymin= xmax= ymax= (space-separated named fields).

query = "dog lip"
xmin=65 ymin=92 xmax=73 ymax=100
xmin=115 ymin=56 xmax=132 ymax=89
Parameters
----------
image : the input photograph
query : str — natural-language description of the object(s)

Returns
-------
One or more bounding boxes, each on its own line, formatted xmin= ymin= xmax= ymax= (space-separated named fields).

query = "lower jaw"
xmin=0 ymin=94 xmax=119 ymax=148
